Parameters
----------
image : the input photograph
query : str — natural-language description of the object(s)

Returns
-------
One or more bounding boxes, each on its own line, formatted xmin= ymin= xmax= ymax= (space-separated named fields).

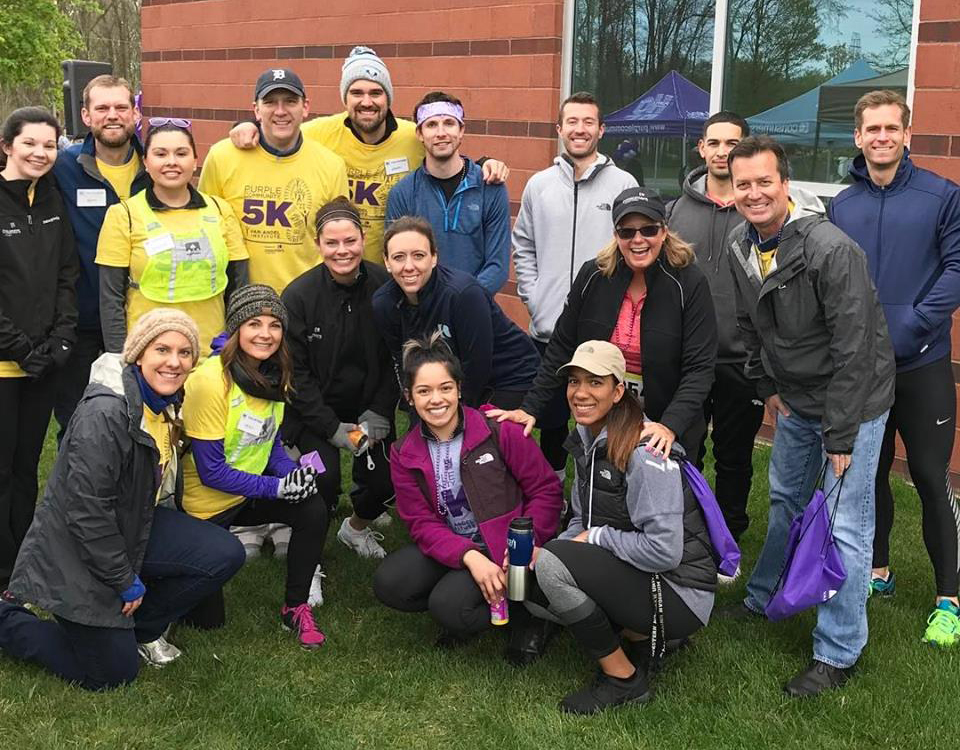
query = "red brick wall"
xmin=907 ymin=0 xmax=960 ymax=483
xmin=139 ymin=0 xmax=563 ymax=325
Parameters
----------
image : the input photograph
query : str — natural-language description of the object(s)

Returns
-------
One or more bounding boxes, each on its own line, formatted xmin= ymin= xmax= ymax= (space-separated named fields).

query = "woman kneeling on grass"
xmin=531 ymin=340 xmax=715 ymax=714
xmin=373 ymin=334 xmax=564 ymax=663
xmin=180 ymin=285 xmax=327 ymax=649
xmin=0 ymin=310 xmax=245 ymax=690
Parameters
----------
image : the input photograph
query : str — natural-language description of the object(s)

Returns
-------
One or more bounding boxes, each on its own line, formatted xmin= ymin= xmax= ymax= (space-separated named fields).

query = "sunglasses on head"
xmin=615 ymin=224 xmax=662 ymax=240
xmin=148 ymin=117 xmax=192 ymax=129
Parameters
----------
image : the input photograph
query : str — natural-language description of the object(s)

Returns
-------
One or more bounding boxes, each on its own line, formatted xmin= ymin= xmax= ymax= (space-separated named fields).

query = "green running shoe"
xmin=869 ymin=571 xmax=895 ymax=598
xmin=921 ymin=600 xmax=960 ymax=648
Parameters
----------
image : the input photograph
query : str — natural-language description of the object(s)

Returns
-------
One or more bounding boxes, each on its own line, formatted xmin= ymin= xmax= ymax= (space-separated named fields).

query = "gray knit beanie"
xmin=225 ymin=284 xmax=289 ymax=336
xmin=122 ymin=308 xmax=201 ymax=364
xmin=340 ymin=46 xmax=393 ymax=104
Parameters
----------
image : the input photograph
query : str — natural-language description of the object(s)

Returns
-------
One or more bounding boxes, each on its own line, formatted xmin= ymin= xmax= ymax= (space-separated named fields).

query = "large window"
xmin=572 ymin=0 xmax=716 ymax=196
xmin=569 ymin=0 xmax=916 ymax=195
xmin=724 ymin=0 xmax=915 ymax=184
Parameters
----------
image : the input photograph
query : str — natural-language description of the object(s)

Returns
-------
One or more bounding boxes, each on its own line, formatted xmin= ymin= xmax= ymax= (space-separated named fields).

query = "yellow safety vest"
xmin=222 ymin=379 xmax=285 ymax=476
xmin=126 ymin=190 xmax=229 ymax=303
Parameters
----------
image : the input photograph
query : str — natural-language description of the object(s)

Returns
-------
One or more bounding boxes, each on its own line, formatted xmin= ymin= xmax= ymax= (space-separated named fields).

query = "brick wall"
xmin=905 ymin=0 xmax=960 ymax=483
xmin=139 ymin=0 xmax=563 ymax=325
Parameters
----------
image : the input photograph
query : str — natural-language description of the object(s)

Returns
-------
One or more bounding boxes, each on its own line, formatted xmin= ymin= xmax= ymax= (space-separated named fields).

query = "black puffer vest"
xmin=565 ymin=431 xmax=716 ymax=592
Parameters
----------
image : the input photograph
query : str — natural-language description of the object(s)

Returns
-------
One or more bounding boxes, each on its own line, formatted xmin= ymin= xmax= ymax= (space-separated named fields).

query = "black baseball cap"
xmin=611 ymin=187 xmax=667 ymax=225
xmin=254 ymin=68 xmax=306 ymax=100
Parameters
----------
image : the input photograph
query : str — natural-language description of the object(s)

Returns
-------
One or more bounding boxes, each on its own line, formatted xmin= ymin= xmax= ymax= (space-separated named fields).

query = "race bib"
xmin=624 ymin=371 xmax=644 ymax=400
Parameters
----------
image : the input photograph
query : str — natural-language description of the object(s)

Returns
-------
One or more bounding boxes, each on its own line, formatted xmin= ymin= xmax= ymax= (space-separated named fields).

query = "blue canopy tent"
xmin=603 ymin=71 xmax=710 ymax=179
xmin=746 ymin=59 xmax=880 ymax=146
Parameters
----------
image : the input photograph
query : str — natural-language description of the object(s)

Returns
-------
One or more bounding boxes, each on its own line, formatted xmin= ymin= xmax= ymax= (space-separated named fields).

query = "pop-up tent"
xmin=818 ymin=67 xmax=909 ymax=123
xmin=603 ymin=71 xmax=710 ymax=138
xmin=746 ymin=59 xmax=880 ymax=145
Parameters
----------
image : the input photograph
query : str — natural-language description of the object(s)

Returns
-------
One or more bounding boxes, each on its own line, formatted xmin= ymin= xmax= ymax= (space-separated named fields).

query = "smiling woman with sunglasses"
xmin=491 ymin=187 xmax=717 ymax=462
xmin=96 ymin=120 xmax=250 ymax=362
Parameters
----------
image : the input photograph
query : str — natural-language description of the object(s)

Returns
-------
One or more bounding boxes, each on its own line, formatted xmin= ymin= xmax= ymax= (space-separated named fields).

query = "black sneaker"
xmin=623 ymin=636 xmax=689 ymax=674
xmin=560 ymin=669 xmax=652 ymax=714
xmin=715 ymin=602 xmax=764 ymax=622
xmin=784 ymin=660 xmax=854 ymax=698
xmin=505 ymin=618 xmax=556 ymax=667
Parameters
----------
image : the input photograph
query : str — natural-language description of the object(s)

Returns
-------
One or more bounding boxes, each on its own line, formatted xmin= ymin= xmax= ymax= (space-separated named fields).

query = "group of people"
xmin=0 ymin=41 xmax=957 ymax=715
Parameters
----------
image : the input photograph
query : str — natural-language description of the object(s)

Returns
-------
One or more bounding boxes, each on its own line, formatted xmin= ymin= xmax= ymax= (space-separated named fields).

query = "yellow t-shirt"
xmin=302 ymin=114 xmax=423 ymax=263
xmin=96 ymin=154 xmax=141 ymax=200
xmin=756 ymin=247 xmax=777 ymax=278
xmin=141 ymin=407 xmax=172 ymax=470
xmin=180 ymin=356 xmax=273 ymax=519
xmin=95 ymin=194 xmax=248 ymax=359
xmin=198 ymin=137 xmax=349 ymax=292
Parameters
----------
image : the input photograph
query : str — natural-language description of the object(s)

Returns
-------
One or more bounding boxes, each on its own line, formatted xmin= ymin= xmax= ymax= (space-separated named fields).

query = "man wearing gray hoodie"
xmin=512 ymin=92 xmax=637 ymax=473
xmin=668 ymin=112 xmax=761 ymax=553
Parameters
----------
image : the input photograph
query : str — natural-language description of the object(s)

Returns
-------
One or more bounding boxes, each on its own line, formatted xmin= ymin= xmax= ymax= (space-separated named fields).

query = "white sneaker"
xmin=308 ymin=566 xmax=326 ymax=607
xmin=717 ymin=565 xmax=741 ymax=586
xmin=137 ymin=635 xmax=182 ymax=667
xmin=371 ymin=512 xmax=393 ymax=529
xmin=337 ymin=518 xmax=387 ymax=559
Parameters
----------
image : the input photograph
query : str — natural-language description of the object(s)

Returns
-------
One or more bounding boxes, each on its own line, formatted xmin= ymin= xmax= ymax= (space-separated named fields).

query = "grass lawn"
xmin=0 ymin=421 xmax=955 ymax=750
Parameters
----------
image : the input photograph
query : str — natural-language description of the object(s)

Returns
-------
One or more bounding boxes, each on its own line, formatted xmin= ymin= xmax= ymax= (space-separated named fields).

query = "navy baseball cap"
xmin=611 ymin=187 xmax=667 ymax=225
xmin=255 ymin=68 xmax=305 ymax=100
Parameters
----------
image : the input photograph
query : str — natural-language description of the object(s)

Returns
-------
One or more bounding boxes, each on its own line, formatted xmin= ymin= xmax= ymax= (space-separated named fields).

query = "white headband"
xmin=415 ymin=101 xmax=464 ymax=127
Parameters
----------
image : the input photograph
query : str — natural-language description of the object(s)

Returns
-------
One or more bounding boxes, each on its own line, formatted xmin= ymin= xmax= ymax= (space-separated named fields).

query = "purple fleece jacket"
xmin=391 ymin=404 xmax=563 ymax=568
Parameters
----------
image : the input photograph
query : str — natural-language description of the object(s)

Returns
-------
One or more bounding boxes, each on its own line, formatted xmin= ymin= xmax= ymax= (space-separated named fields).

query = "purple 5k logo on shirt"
xmin=439 ymin=487 xmax=478 ymax=538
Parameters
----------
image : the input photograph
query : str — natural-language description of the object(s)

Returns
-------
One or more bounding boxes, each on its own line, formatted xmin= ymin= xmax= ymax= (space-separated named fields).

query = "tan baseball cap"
xmin=557 ymin=340 xmax=626 ymax=383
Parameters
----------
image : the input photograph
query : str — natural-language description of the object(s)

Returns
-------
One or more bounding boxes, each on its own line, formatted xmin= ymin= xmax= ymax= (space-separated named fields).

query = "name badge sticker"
xmin=237 ymin=413 xmax=266 ymax=436
xmin=144 ymin=234 xmax=175 ymax=256
xmin=384 ymin=157 xmax=409 ymax=176
xmin=76 ymin=188 xmax=107 ymax=207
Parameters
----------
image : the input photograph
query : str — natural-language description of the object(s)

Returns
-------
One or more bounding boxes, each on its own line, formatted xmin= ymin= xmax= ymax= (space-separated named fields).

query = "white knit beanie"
xmin=340 ymin=46 xmax=393 ymax=104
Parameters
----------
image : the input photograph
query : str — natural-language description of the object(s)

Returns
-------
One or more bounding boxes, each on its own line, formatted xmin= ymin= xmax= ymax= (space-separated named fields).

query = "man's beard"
xmin=351 ymin=108 xmax=387 ymax=134
xmin=93 ymin=123 xmax=134 ymax=148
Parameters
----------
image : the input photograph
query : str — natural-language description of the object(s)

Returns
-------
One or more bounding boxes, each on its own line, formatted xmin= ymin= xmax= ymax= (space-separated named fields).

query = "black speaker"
xmin=62 ymin=60 xmax=113 ymax=137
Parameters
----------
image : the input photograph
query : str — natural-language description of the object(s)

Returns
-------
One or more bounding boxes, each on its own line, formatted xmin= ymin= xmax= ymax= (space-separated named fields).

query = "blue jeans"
xmin=0 ymin=507 xmax=244 ymax=690
xmin=744 ymin=409 xmax=889 ymax=668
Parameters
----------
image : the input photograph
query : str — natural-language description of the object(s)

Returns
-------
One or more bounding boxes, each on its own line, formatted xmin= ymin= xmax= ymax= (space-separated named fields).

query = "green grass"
xmin=0 ymin=423 xmax=955 ymax=749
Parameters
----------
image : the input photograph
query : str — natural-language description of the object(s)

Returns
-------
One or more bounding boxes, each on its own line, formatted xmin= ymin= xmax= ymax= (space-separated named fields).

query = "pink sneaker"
xmin=280 ymin=603 xmax=326 ymax=649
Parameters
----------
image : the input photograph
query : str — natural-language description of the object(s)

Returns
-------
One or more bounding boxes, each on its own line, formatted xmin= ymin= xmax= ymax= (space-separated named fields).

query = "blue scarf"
xmin=135 ymin=368 xmax=179 ymax=414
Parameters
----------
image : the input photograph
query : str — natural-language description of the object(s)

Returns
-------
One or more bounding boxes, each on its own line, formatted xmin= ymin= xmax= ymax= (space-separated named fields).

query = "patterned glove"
xmin=277 ymin=466 xmax=319 ymax=503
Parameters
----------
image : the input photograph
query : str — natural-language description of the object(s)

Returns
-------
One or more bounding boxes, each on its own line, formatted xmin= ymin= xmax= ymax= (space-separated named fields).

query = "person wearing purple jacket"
xmin=179 ymin=285 xmax=327 ymax=650
xmin=373 ymin=333 xmax=563 ymax=664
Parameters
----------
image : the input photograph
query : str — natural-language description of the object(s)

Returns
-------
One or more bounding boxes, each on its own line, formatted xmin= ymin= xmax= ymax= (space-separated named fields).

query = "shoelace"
xmin=358 ymin=528 xmax=385 ymax=552
xmin=290 ymin=603 xmax=322 ymax=634
xmin=927 ymin=608 xmax=958 ymax=632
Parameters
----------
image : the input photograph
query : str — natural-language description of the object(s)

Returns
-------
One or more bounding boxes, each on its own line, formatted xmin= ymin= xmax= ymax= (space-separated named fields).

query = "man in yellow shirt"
xmin=230 ymin=47 xmax=507 ymax=262
xmin=200 ymin=68 xmax=349 ymax=291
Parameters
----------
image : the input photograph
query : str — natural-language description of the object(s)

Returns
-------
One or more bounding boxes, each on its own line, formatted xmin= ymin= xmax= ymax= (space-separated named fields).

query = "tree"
xmin=0 ymin=0 xmax=85 ymax=109
xmin=868 ymin=0 xmax=913 ymax=71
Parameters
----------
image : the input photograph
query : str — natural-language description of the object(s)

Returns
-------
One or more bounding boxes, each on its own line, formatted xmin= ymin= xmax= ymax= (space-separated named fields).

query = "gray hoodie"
xmin=512 ymin=153 xmax=637 ymax=342
xmin=667 ymin=166 xmax=746 ymax=363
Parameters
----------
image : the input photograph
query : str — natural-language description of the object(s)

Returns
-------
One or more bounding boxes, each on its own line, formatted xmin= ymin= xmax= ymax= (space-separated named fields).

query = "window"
xmin=571 ymin=0 xmax=716 ymax=196
xmin=568 ymin=0 xmax=917 ymax=196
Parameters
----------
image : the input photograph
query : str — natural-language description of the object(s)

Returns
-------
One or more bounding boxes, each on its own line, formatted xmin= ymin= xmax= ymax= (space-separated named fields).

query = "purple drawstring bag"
xmin=765 ymin=468 xmax=847 ymax=622
xmin=681 ymin=461 xmax=741 ymax=578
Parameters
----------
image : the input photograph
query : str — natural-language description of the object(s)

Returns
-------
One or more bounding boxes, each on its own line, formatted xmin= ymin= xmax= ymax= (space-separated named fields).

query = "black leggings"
xmin=182 ymin=496 xmax=328 ymax=628
xmin=873 ymin=356 xmax=960 ymax=597
xmin=536 ymin=539 xmax=703 ymax=660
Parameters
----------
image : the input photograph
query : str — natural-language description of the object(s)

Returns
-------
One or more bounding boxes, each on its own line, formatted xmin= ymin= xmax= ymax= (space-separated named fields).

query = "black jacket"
xmin=522 ymin=255 xmax=717 ymax=455
xmin=372 ymin=264 xmax=540 ymax=406
xmin=9 ymin=365 xmax=175 ymax=629
xmin=282 ymin=260 xmax=397 ymax=442
xmin=0 ymin=173 xmax=78 ymax=360
xmin=727 ymin=212 xmax=895 ymax=453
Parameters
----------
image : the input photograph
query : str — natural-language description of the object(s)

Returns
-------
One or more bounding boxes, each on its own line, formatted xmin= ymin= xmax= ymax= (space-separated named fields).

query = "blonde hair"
xmin=595 ymin=228 xmax=695 ymax=276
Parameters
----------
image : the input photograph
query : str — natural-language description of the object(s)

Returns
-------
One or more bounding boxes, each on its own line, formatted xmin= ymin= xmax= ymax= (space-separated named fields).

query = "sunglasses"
xmin=148 ymin=117 xmax=192 ymax=129
xmin=615 ymin=224 xmax=662 ymax=240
